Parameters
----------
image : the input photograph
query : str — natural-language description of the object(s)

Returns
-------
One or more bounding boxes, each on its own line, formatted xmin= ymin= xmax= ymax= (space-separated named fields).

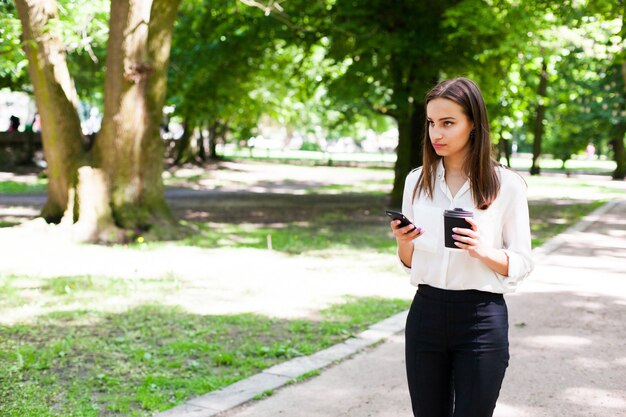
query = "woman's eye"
xmin=444 ymin=121 xmax=453 ymax=126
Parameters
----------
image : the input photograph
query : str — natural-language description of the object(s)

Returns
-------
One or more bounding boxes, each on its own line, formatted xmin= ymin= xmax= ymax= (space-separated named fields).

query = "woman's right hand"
xmin=390 ymin=220 xmax=423 ymax=242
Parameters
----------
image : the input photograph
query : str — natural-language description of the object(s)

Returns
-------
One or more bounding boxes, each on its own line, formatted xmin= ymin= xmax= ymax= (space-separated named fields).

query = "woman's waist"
xmin=417 ymin=284 xmax=504 ymax=303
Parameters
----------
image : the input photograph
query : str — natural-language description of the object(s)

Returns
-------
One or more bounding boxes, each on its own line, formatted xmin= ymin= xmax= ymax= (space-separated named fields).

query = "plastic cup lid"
xmin=443 ymin=208 xmax=473 ymax=218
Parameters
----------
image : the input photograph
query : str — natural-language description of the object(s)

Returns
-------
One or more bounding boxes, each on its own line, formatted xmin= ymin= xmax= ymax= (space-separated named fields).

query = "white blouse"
xmin=400 ymin=160 xmax=534 ymax=293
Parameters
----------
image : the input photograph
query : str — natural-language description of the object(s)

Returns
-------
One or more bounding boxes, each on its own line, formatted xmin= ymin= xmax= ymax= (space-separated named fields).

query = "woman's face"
xmin=426 ymin=98 xmax=474 ymax=160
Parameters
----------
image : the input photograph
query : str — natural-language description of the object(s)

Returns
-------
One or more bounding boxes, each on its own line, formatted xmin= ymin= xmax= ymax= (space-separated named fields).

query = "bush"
xmin=299 ymin=142 xmax=322 ymax=152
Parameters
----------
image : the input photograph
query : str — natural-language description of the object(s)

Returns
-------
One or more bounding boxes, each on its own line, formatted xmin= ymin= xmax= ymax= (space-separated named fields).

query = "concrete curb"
xmin=531 ymin=199 xmax=624 ymax=263
xmin=154 ymin=310 xmax=408 ymax=417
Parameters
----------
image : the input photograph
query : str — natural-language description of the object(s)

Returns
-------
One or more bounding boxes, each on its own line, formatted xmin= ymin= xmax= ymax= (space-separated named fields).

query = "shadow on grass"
xmin=0 ymin=297 xmax=409 ymax=417
xmin=528 ymin=199 xmax=607 ymax=248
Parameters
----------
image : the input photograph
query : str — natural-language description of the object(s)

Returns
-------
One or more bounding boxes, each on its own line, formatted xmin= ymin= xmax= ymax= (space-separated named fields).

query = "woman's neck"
xmin=442 ymin=156 xmax=467 ymax=178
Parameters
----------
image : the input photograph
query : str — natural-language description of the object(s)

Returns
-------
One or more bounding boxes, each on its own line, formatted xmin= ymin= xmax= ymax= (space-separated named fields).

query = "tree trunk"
xmin=530 ymin=60 xmax=548 ymax=176
xmin=15 ymin=0 xmax=86 ymax=223
xmin=611 ymin=39 xmax=626 ymax=179
xmin=391 ymin=100 xmax=424 ymax=208
xmin=503 ymin=138 xmax=511 ymax=167
xmin=611 ymin=124 xmax=626 ymax=180
xmin=208 ymin=122 xmax=225 ymax=160
xmin=94 ymin=0 xmax=181 ymax=230
xmin=174 ymin=119 xmax=195 ymax=164
xmin=208 ymin=123 xmax=217 ymax=160
xmin=196 ymin=124 xmax=206 ymax=161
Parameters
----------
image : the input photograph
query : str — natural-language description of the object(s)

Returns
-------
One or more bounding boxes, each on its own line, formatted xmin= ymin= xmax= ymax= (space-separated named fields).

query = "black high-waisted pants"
xmin=405 ymin=284 xmax=509 ymax=417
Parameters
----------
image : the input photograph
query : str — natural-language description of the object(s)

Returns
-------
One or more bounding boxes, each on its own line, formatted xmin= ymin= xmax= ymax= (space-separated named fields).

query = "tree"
xmin=15 ymin=0 xmax=86 ymax=221
xmin=608 ymin=2 xmax=626 ymax=179
xmin=168 ymin=0 xmax=270 ymax=163
xmin=319 ymin=0 xmax=446 ymax=206
xmin=263 ymin=0 xmax=555 ymax=205
xmin=15 ymin=0 xmax=182 ymax=241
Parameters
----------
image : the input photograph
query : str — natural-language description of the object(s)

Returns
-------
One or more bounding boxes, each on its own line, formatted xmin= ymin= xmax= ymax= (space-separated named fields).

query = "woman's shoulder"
xmin=496 ymin=164 xmax=527 ymax=191
xmin=405 ymin=166 xmax=423 ymax=187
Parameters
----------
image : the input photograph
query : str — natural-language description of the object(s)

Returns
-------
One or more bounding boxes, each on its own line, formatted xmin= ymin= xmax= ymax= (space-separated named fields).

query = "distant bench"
xmin=0 ymin=131 xmax=42 ymax=166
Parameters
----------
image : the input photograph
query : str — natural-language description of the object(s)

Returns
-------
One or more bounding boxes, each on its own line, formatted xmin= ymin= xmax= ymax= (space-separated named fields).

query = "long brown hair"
xmin=413 ymin=78 xmax=500 ymax=210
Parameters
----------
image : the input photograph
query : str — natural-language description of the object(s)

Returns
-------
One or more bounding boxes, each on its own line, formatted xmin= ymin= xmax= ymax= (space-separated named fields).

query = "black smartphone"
xmin=385 ymin=210 xmax=414 ymax=228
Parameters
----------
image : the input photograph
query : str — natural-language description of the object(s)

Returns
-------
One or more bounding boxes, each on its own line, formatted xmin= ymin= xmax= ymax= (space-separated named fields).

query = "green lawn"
xmin=0 ymin=292 xmax=407 ymax=417
xmin=0 ymin=180 xmax=47 ymax=194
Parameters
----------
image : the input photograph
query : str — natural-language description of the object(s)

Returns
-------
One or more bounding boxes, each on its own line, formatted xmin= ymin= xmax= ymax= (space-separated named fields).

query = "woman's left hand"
xmin=451 ymin=217 xmax=487 ymax=259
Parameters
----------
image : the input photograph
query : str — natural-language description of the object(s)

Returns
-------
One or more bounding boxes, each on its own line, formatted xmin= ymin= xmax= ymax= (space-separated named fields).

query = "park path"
xmin=210 ymin=199 xmax=626 ymax=417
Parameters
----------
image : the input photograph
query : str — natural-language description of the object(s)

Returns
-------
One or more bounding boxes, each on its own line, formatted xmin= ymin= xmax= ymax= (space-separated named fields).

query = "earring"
xmin=470 ymin=129 xmax=476 ymax=141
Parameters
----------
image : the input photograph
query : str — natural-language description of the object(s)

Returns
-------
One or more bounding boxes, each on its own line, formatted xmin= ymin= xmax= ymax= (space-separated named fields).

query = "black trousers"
xmin=405 ymin=284 xmax=509 ymax=417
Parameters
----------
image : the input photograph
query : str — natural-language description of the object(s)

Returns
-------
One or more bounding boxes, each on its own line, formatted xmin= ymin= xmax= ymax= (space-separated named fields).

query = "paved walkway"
xmin=163 ymin=199 xmax=626 ymax=417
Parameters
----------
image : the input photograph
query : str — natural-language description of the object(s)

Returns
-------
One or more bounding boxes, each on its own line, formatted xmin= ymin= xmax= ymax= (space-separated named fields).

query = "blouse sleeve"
xmin=496 ymin=174 xmax=534 ymax=288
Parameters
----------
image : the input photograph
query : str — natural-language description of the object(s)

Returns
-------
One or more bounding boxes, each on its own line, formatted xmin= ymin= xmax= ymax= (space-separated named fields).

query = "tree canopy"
xmin=2 ymin=0 xmax=624 ymax=235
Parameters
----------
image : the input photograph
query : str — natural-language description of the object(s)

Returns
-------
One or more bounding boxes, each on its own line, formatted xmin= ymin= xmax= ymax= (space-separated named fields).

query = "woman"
xmin=390 ymin=77 xmax=533 ymax=417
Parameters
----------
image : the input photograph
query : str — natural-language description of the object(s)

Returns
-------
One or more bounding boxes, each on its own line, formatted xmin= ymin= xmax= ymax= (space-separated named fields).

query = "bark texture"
xmin=94 ymin=0 xmax=181 ymax=230
xmin=15 ymin=0 xmax=85 ymax=222
xmin=391 ymin=98 xmax=425 ymax=208
xmin=17 ymin=0 xmax=182 ymax=241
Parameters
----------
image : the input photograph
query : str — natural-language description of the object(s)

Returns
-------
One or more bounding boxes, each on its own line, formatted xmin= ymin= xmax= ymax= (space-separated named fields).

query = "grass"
xmin=0 ymin=296 xmax=409 ymax=417
xmin=0 ymin=180 xmax=47 ymax=194
xmin=179 ymin=218 xmax=395 ymax=255
xmin=502 ymin=156 xmax=616 ymax=174
xmin=172 ymin=200 xmax=613 ymax=255
xmin=0 ymin=275 xmax=181 ymax=311
xmin=0 ymin=220 xmax=19 ymax=228
xmin=528 ymin=200 xmax=607 ymax=248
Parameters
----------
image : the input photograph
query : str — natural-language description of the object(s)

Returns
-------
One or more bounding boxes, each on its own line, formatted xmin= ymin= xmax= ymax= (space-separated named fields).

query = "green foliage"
xmin=0 ymin=0 xmax=109 ymax=103
xmin=57 ymin=0 xmax=109 ymax=107
xmin=0 ymin=0 xmax=28 ymax=89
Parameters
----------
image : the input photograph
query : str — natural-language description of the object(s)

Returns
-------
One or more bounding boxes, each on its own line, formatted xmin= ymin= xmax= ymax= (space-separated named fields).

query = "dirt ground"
xmin=0 ymin=161 xmax=409 ymax=325
xmin=0 ymin=161 xmax=394 ymax=226
xmin=1 ymin=161 xmax=624 ymax=327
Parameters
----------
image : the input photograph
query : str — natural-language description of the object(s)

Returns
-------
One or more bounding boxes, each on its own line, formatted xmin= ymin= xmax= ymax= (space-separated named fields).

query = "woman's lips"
xmin=433 ymin=143 xmax=445 ymax=150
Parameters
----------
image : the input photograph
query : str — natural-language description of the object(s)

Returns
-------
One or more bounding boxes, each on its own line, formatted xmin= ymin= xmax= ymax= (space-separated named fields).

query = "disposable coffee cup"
xmin=443 ymin=208 xmax=473 ymax=249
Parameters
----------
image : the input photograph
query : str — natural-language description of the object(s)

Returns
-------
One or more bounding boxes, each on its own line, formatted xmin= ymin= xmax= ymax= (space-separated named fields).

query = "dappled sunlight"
xmin=0 ymin=223 xmax=409 ymax=322
xmin=520 ymin=334 xmax=592 ymax=349
xmin=164 ymin=161 xmax=393 ymax=195
xmin=493 ymin=402 xmax=535 ymax=417
xmin=615 ymin=357 xmax=626 ymax=366
xmin=568 ymin=356 xmax=612 ymax=370
xmin=0 ymin=274 xmax=182 ymax=325
xmin=525 ymin=176 xmax=626 ymax=201
xmin=561 ymin=300 xmax=605 ymax=310
xmin=562 ymin=387 xmax=626 ymax=409
xmin=608 ymin=228 xmax=626 ymax=237
xmin=0 ymin=205 xmax=40 ymax=225
xmin=0 ymin=206 xmax=39 ymax=217
xmin=502 ymin=288 xmax=626 ymax=416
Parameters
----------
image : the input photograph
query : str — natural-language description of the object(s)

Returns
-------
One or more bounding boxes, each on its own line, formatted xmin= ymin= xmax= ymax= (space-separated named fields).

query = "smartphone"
xmin=385 ymin=210 xmax=414 ymax=228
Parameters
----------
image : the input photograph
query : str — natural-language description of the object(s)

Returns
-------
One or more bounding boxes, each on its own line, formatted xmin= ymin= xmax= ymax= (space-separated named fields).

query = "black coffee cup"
xmin=443 ymin=208 xmax=474 ymax=249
